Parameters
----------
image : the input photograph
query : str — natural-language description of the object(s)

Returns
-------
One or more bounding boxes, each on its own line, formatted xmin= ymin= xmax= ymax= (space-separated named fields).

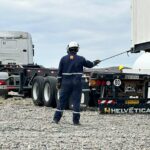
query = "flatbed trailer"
xmin=89 ymin=71 xmax=150 ymax=113
xmin=0 ymin=64 xmax=92 ymax=109
xmin=0 ymin=64 xmax=58 ymax=106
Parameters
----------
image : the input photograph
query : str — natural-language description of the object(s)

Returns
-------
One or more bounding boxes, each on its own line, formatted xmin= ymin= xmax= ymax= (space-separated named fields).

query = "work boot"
xmin=73 ymin=113 xmax=80 ymax=125
xmin=73 ymin=122 xmax=81 ymax=126
xmin=51 ymin=119 xmax=59 ymax=124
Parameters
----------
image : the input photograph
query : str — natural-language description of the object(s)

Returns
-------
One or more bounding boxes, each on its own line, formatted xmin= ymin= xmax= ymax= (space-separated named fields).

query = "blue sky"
xmin=0 ymin=0 xmax=141 ymax=68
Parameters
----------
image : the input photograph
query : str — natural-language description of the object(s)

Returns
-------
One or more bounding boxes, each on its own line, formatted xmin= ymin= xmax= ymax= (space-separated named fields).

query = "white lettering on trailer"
xmin=139 ymin=108 xmax=146 ymax=113
xmin=129 ymin=107 xmax=134 ymax=113
xmin=110 ymin=109 xmax=115 ymax=114
xmin=103 ymin=108 xmax=150 ymax=113
xmin=123 ymin=109 xmax=129 ymax=113
xmin=116 ymin=109 xmax=121 ymax=113
xmin=147 ymin=108 xmax=150 ymax=113
xmin=134 ymin=108 xmax=139 ymax=113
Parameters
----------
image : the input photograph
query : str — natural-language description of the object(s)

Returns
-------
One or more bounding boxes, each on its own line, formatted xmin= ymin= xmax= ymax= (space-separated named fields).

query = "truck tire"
xmin=43 ymin=76 xmax=57 ymax=107
xmin=32 ymin=76 xmax=44 ymax=106
xmin=69 ymin=91 xmax=90 ymax=111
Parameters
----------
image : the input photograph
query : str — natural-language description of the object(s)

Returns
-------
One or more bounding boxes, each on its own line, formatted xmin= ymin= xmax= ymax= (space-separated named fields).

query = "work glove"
xmin=93 ymin=60 xmax=101 ymax=66
xmin=56 ymin=82 xmax=61 ymax=90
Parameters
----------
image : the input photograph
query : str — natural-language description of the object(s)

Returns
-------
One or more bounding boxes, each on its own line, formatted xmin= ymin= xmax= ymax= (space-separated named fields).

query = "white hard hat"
xmin=68 ymin=41 xmax=79 ymax=48
xmin=67 ymin=41 xmax=79 ymax=53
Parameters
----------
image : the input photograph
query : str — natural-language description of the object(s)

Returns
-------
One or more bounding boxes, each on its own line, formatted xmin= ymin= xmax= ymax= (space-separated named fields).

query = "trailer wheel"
xmin=43 ymin=76 xmax=57 ymax=107
xmin=69 ymin=91 xmax=90 ymax=111
xmin=32 ymin=76 xmax=44 ymax=106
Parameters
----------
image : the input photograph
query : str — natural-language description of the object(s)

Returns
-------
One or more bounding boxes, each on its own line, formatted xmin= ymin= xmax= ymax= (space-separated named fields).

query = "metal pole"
xmin=100 ymin=49 xmax=131 ymax=62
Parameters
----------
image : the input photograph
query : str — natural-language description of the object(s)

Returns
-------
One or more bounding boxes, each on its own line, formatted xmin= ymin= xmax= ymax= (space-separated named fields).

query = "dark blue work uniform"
xmin=53 ymin=53 xmax=95 ymax=124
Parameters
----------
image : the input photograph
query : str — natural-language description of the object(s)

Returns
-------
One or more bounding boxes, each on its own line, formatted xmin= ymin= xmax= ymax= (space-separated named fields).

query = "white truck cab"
xmin=0 ymin=31 xmax=34 ymax=65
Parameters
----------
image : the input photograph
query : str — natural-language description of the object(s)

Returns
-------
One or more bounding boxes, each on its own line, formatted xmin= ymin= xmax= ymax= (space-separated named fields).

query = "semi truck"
xmin=0 ymin=0 xmax=150 ymax=113
xmin=0 ymin=31 xmax=56 ymax=107
xmin=0 ymin=31 xmax=92 ymax=109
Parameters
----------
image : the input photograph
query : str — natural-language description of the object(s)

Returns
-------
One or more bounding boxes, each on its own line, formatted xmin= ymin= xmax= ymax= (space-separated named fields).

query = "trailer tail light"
xmin=0 ymin=80 xmax=6 ymax=85
xmin=89 ymin=79 xmax=97 ymax=87
xmin=89 ymin=80 xmax=106 ymax=87
xmin=106 ymin=81 xmax=111 ymax=86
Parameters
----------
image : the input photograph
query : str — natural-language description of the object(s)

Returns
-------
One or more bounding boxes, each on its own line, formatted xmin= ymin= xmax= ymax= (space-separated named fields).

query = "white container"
xmin=131 ymin=0 xmax=150 ymax=48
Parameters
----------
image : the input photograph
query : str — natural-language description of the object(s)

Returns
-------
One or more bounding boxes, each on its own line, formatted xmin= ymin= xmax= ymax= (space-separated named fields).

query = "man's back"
xmin=58 ymin=53 xmax=94 ymax=76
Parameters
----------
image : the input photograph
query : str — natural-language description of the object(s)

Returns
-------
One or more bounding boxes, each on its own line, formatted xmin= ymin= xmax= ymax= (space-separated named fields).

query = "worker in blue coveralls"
xmin=53 ymin=41 xmax=101 ymax=125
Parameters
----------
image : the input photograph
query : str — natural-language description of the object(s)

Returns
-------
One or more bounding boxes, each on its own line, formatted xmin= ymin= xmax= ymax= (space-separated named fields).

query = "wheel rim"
xmin=33 ymin=82 xmax=39 ymax=100
xmin=44 ymin=83 xmax=51 ymax=102
xmin=57 ymin=91 xmax=60 ymax=100
xmin=80 ymin=93 xmax=85 ymax=104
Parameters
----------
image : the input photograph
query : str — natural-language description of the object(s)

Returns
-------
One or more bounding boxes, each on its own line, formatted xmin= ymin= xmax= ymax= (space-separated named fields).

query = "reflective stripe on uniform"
xmin=57 ymin=76 xmax=62 ymax=79
xmin=62 ymin=73 xmax=83 ymax=75
xmin=73 ymin=111 xmax=80 ymax=114
xmin=56 ymin=109 xmax=64 ymax=112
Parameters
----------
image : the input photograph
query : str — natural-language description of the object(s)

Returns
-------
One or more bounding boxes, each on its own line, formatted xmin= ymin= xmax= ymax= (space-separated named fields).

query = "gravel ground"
xmin=0 ymin=97 xmax=150 ymax=150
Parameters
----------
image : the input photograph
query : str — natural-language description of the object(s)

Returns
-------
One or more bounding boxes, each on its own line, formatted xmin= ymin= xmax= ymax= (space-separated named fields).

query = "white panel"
xmin=1 ymin=40 xmax=17 ymax=49
xmin=0 ymin=31 xmax=29 ymax=39
xmin=0 ymin=31 xmax=33 ymax=64
xmin=131 ymin=0 xmax=150 ymax=46
xmin=123 ymin=69 xmax=150 ymax=75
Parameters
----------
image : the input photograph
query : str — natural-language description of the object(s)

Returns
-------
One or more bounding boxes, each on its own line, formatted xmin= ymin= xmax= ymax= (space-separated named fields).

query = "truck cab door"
xmin=0 ymin=39 xmax=29 ymax=64
xmin=19 ymin=39 xmax=29 ymax=64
